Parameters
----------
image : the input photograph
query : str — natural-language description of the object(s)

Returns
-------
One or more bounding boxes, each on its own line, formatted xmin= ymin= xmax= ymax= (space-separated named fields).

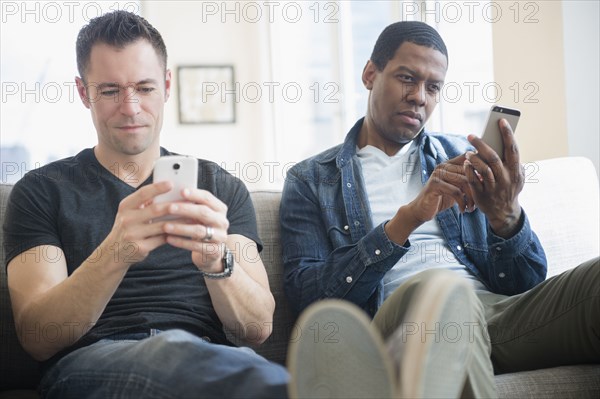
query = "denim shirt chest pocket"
xmin=323 ymin=201 xmax=353 ymax=248
xmin=317 ymin=156 xmax=372 ymax=248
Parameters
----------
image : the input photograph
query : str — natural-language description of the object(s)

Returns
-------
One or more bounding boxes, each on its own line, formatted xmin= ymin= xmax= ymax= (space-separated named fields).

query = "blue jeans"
xmin=39 ymin=329 xmax=289 ymax=398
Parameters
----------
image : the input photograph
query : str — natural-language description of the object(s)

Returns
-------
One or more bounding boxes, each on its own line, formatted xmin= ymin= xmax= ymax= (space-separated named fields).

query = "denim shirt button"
xmin=346 ymin=276 xmax=353 ymax=283
xmin=498 ymin=272 xmax=506 ymax=278
xmin=346 ymin=182 xmax=352 ymax=188
xmin=354 ymin=221 xmax=360 ymax=226
xmin=344 ymin=225 xmax=349 ymax=231
xmin=456 ymin=245 xmax=462 ymax=251
xmin=375 ymin=249 xmax=381 ymax=256
xmin=496 ymin=246 xmax=502 ymax=251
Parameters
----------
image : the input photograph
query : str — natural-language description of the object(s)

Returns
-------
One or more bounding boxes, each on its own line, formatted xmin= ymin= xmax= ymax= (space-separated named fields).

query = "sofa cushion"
xmin=495 ymin=364 xmax=600 ymax=398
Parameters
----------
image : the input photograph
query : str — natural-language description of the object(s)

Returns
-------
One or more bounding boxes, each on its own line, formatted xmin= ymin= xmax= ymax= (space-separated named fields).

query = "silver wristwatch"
xmin=201 ymin=248 xmax=234 ymax=279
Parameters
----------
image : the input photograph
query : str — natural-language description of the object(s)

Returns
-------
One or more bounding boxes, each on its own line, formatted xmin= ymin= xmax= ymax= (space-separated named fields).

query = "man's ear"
xmin=362 ymin=60 xmax=377 ymax=90
xmin=75 ymin=77 xmax=91 ymax=109
xmin=164 ymin=69 xmax=172 ymax=102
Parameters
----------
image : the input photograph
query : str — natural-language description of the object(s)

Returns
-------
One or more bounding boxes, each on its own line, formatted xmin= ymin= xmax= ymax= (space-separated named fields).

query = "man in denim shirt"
xmin=282 ymin=21 xmax=599 ymax=398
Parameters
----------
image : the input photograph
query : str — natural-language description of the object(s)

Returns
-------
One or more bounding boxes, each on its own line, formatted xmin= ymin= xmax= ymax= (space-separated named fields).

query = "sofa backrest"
xmin=518 ymin=157 xmax=599 ymax=277
xmin=247 ymin=191 xmax=296 ymax=365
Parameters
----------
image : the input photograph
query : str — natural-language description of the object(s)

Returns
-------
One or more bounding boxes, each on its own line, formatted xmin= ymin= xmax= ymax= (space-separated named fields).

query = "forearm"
xmin=12 ymin=249 xmax=128 ymax=361
xmin=385 ymin=205 xmax=423 ymax=245
xmin=487 ymin=201 xmax=523 ymax=239
xmin=205 ymin=261 xmax=275 ymax=345
xmin=281 ymin=173 xmax=411 ymax=314
xmin=284 ymin=223 xmax=410 ymax=314
xmin=199 ymin=235 xmax=275 ymax=345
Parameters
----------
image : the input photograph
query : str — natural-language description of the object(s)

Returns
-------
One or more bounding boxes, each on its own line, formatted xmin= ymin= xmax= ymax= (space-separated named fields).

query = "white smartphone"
xmin=153 ymin=156 xmax=198 ymax=219
xmin=481 ymin=105 xmax=521 ymax=156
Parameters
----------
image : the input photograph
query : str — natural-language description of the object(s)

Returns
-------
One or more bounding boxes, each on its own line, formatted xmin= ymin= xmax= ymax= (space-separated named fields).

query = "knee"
xmin=414 ymin=268 xmax=454 ymax=282
xmin=586 ymin=256 xmax=600 ymax=280
xmin=586 ymin=257 xmax=600 ymax=297
xmin=144 ymin=329 xmax=205 ymax=357
xmin=154 ymin=329 xmax=199 ymax=343
xmin=401 ymin=269 xmax=458 ymax=295
xmin=589 ymin=257 xmax=600 ymax=293
xmin=412 ymin=269 xmax=477 ymax=299
xmin=410 ymin=270 xmax=483 ymax=318
xmin=571 ymin=256 xmax=600 ymax=295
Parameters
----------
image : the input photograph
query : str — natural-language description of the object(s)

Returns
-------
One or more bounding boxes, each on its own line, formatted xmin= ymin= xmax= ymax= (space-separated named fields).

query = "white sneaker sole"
xmin=288 ymin=299 xmax=396 ymax=399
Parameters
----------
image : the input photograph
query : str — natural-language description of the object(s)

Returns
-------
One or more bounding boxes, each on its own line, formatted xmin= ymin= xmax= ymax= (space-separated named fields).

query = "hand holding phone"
xmin=481 ymin=105 xmax=520 ymax=156
xmin=153 ymin=155 xmax=198 ymax=220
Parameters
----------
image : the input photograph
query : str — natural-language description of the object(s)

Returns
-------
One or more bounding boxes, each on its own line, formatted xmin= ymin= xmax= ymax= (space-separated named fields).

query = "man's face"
xmin=362 ymin=42 xmax=447 ymax=152
xmin=76 ymin=39 xmax=171 ymax=158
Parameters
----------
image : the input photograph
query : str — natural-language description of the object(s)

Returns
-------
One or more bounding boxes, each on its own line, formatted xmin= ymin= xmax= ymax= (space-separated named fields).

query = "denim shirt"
xmin=280 ymin=118 xmax=547 ymax=317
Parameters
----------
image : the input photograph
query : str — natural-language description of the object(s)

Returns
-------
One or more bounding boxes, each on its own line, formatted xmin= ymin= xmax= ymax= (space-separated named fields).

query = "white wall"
xmin=490 ymin=1 xmax=569 ymax=165
xmin=562 ymin=1 xmax=600 ymax=177
xmin=141 ymin=1 xmax=277 ymax=188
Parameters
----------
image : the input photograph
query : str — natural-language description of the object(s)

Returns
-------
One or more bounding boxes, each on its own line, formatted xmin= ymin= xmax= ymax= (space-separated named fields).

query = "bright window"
xmin=1 ymin=1 xmax=140 ymax=183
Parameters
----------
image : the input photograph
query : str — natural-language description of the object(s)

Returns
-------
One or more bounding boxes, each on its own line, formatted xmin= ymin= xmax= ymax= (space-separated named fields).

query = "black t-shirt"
xmin=3 ymin=147 xmax=262 ymax=363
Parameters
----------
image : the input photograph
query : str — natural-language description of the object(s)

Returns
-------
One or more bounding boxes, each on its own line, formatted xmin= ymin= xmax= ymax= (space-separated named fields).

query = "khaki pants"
xmin=372 ymin=257 xmax=600 ymax=398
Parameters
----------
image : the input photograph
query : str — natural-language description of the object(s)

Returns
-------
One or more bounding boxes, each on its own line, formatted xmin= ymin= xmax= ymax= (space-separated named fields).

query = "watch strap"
xmin=201 ymin=248 xmax=234 ymax=279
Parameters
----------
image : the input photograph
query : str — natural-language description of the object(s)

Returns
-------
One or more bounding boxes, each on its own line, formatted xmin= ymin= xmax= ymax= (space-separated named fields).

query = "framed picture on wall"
xmin=177 ymin=65 xmax=236 ymax=124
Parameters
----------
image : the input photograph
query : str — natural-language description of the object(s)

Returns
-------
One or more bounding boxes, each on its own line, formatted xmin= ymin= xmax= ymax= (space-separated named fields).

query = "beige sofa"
xmin=1 ymin=156 xmax=599 ymax=397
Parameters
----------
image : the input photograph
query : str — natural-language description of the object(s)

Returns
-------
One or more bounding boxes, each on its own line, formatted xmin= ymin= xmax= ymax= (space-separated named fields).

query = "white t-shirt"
xmin=356 ymin=143 xmax=487 ymax=299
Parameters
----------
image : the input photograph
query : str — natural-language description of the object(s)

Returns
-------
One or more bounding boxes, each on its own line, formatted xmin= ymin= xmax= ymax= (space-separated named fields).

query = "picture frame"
xmin=177 ymin=65 xmax=236 ymax=124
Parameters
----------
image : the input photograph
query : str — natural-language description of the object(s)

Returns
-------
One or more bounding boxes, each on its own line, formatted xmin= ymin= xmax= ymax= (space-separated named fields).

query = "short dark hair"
xmin=370 ymin=21 xmax=448 ymax=70
xmin=76 ymin=10 xmax=167 ymax=80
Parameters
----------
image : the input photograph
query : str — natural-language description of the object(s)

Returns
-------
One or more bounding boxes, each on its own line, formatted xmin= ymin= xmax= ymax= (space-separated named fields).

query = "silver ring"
xmin=203 ymin=226 xmax=214 ymax=242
